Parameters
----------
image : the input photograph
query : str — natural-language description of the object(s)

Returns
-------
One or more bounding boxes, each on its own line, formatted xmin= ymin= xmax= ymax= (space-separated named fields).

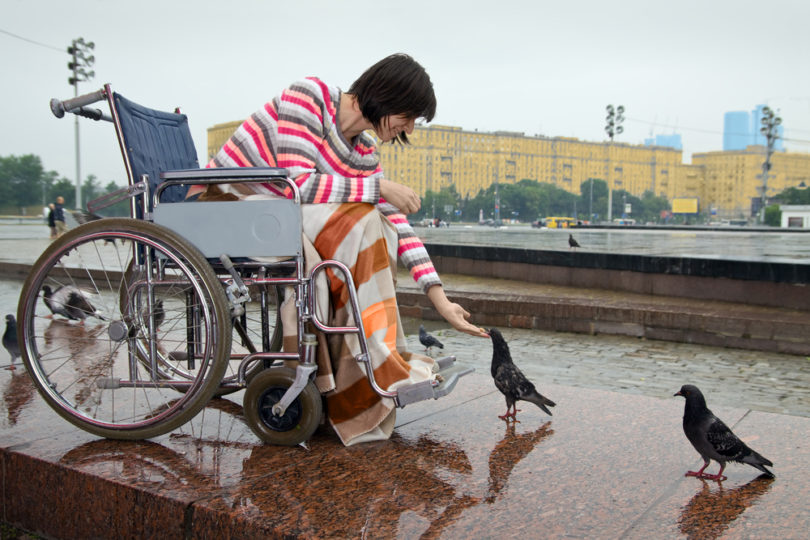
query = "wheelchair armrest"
xmin=156 ymin=167 xmax=297 ymax=203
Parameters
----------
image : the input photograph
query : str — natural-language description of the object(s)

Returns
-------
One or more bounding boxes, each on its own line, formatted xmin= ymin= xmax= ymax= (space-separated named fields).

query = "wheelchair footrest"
xmin=395 ymin=356 xmax=474 ymax=408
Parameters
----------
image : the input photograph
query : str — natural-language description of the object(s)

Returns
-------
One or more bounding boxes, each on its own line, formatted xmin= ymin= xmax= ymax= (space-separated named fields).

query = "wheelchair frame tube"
xmin=306 ymin=260 xmax=398 ymax=401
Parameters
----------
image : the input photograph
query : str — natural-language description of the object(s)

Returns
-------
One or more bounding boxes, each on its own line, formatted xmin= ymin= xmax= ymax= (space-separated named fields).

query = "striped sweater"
xmin=208 ymin=77 xmax=441 ymax=293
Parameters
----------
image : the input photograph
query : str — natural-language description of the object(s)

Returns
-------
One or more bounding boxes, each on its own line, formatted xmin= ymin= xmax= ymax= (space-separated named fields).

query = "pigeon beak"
xmin=674 ymin=390 xmax=683 ymax=397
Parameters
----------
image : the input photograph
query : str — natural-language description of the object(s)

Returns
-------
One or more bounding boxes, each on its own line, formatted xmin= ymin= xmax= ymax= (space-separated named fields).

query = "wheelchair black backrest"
xmin=112 ymin=92 xmax=198 ymax=217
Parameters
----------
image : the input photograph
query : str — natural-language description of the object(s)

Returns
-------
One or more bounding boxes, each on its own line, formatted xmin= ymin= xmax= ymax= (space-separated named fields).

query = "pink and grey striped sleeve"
xmin=376 ymin=201 xmax=442 ymax=293
xmin=275 ymin=79 xmax=382 ymax=205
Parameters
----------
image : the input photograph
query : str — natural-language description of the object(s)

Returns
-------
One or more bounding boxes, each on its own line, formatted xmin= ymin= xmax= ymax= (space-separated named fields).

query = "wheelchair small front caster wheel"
xmin=243 ymin=367 xmax=322 ymax=446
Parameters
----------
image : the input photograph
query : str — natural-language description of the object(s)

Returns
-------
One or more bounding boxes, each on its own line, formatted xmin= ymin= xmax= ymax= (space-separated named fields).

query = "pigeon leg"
xmin=685 ymin=460 xmax=710 ymax=478
xmin=700 ymin=463 xmax=727 ymax=482
xmin=498 ymin=404 xmax=522 ymax=422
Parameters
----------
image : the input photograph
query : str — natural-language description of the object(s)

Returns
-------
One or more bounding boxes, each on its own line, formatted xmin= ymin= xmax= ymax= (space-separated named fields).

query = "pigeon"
xmin=42 ymin=285 xmax=105 ymax=324
xmin=675 ymin=384 xmax=774 ymax=481
xmin=568 ymin=234 xmax=581 ymax=250
xmin=3 ymin=314 xmax=20 ymax=370
xmin=488 ymin=328 xmax=555 ymax=420
xmin=419 ymin=324 xmax=444 ymax=353
xmin=71 ymin=210 xmax=103 ymax=224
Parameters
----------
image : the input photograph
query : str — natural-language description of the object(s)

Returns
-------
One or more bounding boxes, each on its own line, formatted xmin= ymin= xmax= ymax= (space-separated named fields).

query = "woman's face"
xmin=376 ymin=114 xmax=416 ymax=142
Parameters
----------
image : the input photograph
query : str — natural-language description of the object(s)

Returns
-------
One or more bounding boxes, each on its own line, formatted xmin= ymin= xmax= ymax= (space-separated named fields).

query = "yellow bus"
xmin=544 ymin=216 xmax=576 ymax=229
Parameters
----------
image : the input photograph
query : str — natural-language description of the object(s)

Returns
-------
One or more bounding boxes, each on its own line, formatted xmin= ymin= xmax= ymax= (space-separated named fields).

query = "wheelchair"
xmin=16 ymin=84 xmax=472 ymax=446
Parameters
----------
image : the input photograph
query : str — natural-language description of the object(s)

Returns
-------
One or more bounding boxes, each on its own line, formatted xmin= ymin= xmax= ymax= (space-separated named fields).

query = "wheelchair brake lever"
xmin=220 ymin=254 xmax=250 ymax=317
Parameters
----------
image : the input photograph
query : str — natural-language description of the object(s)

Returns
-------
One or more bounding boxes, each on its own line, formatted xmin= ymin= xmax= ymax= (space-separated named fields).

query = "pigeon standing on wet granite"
xmin=675 ymin=384 xmax=774 ymax=481
xmin=419 ymin=324 xmax=444 ymax=354
xmin=42 ymin=285 xmax=105 ymax=324
xmin=488 ymin=328 xmax=555 ymax=420
xmin=3 ymin=314 xmax=20 ymax=370
xmin=568 ymin=234 xmax=581 ymax=250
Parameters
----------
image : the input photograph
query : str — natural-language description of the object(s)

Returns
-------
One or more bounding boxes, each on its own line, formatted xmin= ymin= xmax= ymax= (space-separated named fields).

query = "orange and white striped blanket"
xmin=283 ymin=202 xmax=435 ymax=445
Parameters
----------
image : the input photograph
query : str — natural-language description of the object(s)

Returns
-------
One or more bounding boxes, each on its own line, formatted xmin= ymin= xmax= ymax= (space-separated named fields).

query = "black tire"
xmin=17 ymin=218 xmax=231 ymax=439
xmin=243 ymin=367 xmax=322 ymax=446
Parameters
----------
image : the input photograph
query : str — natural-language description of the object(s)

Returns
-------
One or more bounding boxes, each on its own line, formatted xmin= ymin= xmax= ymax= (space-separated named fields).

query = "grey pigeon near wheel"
xmin=568 ymin=234 xmax=580 ymax=250
xmin=675 ymin=384 xmax=774 ymax=481
xmin=3 ymin=314 xmax=20 ymax=370
xmin=419 ymin=324 xmax=444 ymax=354
xmin=488 ymin=328 xmax=555 ymax=421
xmin=42 ymin=285 xmax=105 ymax=324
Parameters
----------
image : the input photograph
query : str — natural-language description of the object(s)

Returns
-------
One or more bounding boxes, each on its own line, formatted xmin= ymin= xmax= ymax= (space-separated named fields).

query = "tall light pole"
xmin=67 ymin=37 xmax=95 ymax=209
xmin=758 ymin=106 xmax=782 ymax=224
xmin=604 ymin=105 xmax=624 ymax=222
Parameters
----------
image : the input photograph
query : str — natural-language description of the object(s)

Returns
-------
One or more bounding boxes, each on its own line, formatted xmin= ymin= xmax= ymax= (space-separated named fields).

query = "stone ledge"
xmin=397 ymin=288 xmax=810 ymax=356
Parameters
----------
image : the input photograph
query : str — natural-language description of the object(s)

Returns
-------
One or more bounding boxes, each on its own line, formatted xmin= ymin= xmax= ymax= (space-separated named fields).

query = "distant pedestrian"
xmin=54 ymin=196 xmax=67 ymax=237
xmin=47 ymin=203 xmax=57 ymax=239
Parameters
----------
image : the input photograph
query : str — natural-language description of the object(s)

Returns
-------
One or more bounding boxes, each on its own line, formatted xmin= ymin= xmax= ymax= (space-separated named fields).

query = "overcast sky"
xmin=3 ymin=0 xmax=810 ymax=189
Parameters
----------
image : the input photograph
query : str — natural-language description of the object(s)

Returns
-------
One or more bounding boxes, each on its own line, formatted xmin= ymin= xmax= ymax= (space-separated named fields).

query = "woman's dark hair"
xmin=348 ymin=53 xmax=436 ymax=144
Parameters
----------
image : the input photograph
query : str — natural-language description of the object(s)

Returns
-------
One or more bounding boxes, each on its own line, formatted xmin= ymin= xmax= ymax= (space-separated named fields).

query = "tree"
xmin=764 ymin=204 xmax=781 ymax=227
xmin=0 ymin=154 xmax=49 ymax=209
xmin=50 ymin=178 xmax=77 ymax=209
xmin=421 ymin=184 xmax=461 ymax=221
xmin=773 ymin=185 xmax=810 ymax=205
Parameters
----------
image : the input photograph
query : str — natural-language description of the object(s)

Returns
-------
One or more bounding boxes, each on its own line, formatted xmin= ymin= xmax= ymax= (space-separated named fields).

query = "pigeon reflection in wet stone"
xmin=419 ymin=325 xmax=444 ymax=354
xmin=568 ymin=234 xmax=581 ymax=250
xmin=3 ymin=315 xmax=20 ymax=370
xmin=488 ymin=328 xmax=555 ymax=421
xmin=675 ymin=384 xmax=774 ymax=481
xmin=42 ymin=285 xmax=105 ymax=324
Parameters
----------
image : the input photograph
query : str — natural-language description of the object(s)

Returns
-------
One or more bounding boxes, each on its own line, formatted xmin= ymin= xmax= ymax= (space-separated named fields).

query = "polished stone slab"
xmin=2 ymin=365 xmax=807 ymax=539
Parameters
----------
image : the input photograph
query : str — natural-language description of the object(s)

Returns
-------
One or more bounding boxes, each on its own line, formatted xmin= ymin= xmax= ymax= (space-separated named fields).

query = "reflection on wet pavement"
xmin=678 ymin=477 xmax=775 ymax=539
xmin=2 ymin=369 xmax=34 ymax=426
xmin=3 ymin=351 xmax=809 ymax=537
xmin=485 ymin=421 xmax=554 ymax=503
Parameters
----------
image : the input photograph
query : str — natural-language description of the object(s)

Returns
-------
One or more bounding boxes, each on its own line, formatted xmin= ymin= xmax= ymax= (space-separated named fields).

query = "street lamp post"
xmin=605 ymin=104 xmax=624 ymax=223
xmin=67 ymin=37 xmax=95 ymax=210
xmin=758 ymin=106 xmax=782 ymax=224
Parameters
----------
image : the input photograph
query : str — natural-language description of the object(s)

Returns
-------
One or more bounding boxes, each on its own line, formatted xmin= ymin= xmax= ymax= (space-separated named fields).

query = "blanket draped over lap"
xmin=278 ymin=202 xmax=436 ymax=446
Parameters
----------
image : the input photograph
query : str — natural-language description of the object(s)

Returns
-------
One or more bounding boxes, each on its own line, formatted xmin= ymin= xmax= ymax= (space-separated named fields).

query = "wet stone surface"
xmin=2 ymin=223 xmax=810 ymax=537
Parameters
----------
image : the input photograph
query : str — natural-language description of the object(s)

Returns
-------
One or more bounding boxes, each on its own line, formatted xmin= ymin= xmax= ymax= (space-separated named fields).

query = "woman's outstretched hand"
xmin=427 ymin=285 xmax=489 ymax=338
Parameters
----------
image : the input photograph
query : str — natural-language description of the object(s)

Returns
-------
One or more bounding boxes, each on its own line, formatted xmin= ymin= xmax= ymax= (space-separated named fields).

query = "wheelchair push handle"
xmin=50 ymin=88 xmax=107 ymax=119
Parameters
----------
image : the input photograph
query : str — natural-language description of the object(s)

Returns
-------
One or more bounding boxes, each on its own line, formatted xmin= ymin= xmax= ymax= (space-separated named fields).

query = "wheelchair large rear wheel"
xmin=17 ymin=218 xmax=231 ymax=440
xmin=243 ymin=367 xmax=321 ymax=446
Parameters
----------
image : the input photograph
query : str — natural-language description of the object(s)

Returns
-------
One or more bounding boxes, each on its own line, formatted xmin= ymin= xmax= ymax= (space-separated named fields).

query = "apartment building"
xmin=207 ymin=121 xmax=809 ymax=219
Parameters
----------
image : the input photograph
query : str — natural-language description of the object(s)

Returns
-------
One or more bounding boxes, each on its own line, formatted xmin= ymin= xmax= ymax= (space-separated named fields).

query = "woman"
xmin=192 ymin=53 xmax=487 ymax=445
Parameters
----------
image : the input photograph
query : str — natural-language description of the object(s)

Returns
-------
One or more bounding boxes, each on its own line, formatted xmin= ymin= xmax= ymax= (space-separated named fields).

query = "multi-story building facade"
xmin=377 ymin=124 xmax=696 ymax=201
xmin=207 ymin=121 xmax=809 ymax=220
xmin=694 ymin=147 xmax=810 ymax=218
